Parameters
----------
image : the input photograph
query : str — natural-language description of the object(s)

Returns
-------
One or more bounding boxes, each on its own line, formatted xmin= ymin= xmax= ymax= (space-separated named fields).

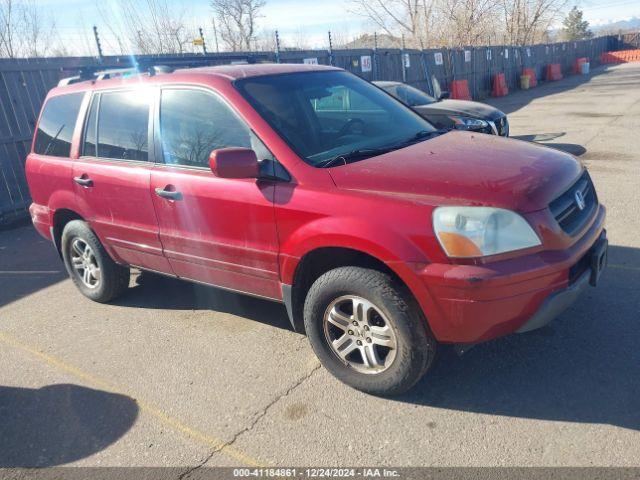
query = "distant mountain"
xmin=592 ymin=17 xmax=640 ymax=33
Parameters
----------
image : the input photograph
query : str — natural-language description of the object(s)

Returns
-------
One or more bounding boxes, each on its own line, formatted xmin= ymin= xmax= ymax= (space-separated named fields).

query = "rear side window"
xmin=95 ymin=90 xmax=150 ymax=161
xmin=33 ymin=93 xmax=84 ymax=157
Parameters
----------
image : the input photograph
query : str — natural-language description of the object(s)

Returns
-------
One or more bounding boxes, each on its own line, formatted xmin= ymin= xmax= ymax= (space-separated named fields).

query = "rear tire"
xmin=304 ymin=266 xmax=436 ymax=396
xmin=61 ymin=220 xmax=130 ymax=303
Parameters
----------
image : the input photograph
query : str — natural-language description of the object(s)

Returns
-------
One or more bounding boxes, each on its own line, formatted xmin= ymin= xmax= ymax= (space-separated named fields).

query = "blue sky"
xmin=42 ymin=0 xmax=640 ymax=55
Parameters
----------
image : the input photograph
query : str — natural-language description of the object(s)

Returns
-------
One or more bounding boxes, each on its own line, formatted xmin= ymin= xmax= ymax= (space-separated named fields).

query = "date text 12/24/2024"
xmin=233 ymin=468 xmax=400 ymax=478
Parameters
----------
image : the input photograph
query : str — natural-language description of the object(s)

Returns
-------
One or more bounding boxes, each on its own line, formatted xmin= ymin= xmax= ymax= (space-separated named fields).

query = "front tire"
xmin=61 ymin=220 xmax=130 ymax=303
xmin=304 ymin=267 xmax=436 ymax=396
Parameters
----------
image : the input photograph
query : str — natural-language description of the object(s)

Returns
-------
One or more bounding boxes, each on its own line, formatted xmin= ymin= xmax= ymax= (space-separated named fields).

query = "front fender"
xmin=279 ymin=216 xmax=429 ymax=284
xmin=278 ymin=215 xmax=451 ymax=340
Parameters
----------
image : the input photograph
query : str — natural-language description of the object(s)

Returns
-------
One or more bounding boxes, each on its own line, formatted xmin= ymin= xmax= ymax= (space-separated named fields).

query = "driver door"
xmin=150 ymin=87 xmax=281 ymax=300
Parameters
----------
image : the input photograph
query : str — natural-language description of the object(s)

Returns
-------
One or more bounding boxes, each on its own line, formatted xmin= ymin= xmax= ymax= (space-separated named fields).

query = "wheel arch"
xmin=51 ymin=208 xmax=85 ymax=257
xmin=285 ymin=245 xmax=429 ymax=335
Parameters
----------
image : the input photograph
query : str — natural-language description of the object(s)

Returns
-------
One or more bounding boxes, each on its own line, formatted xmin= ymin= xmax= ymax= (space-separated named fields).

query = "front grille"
xmin=549 ymin=171 xmax=598 ymax=236
xmin=495 ymin=116 xmax=509 ymax=136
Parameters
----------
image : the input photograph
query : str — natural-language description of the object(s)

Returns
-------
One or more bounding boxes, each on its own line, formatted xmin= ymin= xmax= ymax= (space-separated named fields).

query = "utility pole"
xmin=198 ymin=27 xmax=207 ymax=55
xmin=373 ymin=31 xmax=378 ymax=81
xmin=93 ymin=25 xmax=104 ymax=63
xmin=328 ymin=31 xmax=333 ymax=66
xmin=401 ymin=34 xmax=407 ymax=83
xmin=275 ymin=30 xmax=281 ymax=63
xmin=211 ymin=17 xmax=220 ymax=53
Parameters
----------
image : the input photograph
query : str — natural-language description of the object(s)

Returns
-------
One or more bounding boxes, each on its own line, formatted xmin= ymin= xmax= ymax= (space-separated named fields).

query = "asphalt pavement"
xmin=0 ymin=62 xmax=639 ymax=471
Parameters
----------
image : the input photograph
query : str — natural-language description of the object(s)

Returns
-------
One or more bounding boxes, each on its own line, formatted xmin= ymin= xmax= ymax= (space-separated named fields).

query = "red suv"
xmin=26 ymin=64 xmax=607 ymax=395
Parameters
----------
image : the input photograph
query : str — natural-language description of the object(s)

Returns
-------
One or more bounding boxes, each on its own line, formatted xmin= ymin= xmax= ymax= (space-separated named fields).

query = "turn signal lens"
xmin=433 ymin=206 xmax=541 ymax=258
xmin=437 ymin=232 xmax=483 ymax=257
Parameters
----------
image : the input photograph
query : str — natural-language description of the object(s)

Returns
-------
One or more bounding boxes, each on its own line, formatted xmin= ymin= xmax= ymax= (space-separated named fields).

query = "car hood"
xmin=328 ymin=131 xmax=582 ymax=213
xmin=415 ymin=99 xmax=503 ymax=120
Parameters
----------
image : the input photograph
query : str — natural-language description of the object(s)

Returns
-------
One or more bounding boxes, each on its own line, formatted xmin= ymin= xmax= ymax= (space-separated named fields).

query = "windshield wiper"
xmin=398 ymin=129 xmax=448 ymax=147
xmin=318 ymin=130 xmax=448 ymax=168
xmin=318 ymin=146 xmax=395 ymax=168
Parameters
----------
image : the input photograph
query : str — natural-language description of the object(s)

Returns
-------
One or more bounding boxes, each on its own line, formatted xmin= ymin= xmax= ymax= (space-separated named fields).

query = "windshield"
xmin=235 ymin=71 xmax=437 ymax=167
xmin=394 ymin=84 xmax=437 ymax=107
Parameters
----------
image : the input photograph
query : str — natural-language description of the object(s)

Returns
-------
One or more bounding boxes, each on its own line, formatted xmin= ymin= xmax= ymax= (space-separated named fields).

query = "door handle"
xmin=155 ymin=187 xmax=183 ymax=201
xmin=74 ymin=176 xmax=93 ymax=187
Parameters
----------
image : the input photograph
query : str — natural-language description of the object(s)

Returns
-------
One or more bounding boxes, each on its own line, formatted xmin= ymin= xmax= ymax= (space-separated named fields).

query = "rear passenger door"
xmin=150 ymin=87 xmax=281 ymax=300
xmin=73 ymin=88 xmax=172 ymax=273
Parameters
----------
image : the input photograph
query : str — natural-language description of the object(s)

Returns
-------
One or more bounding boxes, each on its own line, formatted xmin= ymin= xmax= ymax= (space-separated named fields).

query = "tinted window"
xmin=97 ymin=90 xmax=150 ymax=161
xmin=34 ymin=93 xmax=84 ymax=157
xmin=236 ymin=71 xmax=434 ymax=166
xmin=82 ymin=95 xmax=98 ymax=157
xmin=160 ymin=89 xmax=265 ymax=168
xmin=395 ymin=85 xmax=436 ymax=107
xmin=313 ymin=86 xmax=380 ymax=112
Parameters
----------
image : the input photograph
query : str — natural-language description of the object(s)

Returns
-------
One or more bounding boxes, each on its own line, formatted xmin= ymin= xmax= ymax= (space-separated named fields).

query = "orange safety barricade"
xmin=522 ymin=68 xmax=537 ymax=87
xmin=450 ymin=80 xmax=472 ymax=100
xmin=546 ymin=63 xmax=563 ymax=81
xmin=491 ymin=73 xmax=508 ymax=97
xmin=600 ymin=49 xmax=640 ymax=64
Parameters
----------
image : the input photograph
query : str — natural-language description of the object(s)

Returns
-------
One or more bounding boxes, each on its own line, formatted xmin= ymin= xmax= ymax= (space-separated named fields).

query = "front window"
xmin=235 ymin=71 xmax=438 ymax=167
xmin=158 ymin=88 xmax=274 ymax=168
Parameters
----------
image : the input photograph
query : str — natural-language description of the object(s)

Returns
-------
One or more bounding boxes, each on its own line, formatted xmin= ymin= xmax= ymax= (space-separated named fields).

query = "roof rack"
xmin=57 ymin=64 xmax=175 ymax=87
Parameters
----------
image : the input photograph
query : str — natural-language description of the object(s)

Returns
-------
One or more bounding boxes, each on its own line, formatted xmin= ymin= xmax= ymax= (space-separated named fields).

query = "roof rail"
xmin=57 ymin=64 xmax=175 ymax=87
xmin=148 ymin=65 xmax=174 ymax=76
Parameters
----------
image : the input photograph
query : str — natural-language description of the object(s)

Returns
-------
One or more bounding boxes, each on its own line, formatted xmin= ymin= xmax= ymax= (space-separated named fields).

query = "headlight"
xmin=448 ymin=115 xmax=488 ymax=130
xmin=433 ymin=207 xmax=541 ymax=258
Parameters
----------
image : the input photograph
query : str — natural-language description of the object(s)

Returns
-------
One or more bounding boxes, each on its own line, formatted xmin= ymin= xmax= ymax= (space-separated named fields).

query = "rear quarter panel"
xmin=25 ymin=153 xmax=74 ymax=238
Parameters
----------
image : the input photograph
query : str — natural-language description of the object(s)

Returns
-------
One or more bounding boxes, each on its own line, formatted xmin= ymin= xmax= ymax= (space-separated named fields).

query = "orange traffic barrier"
xmin=450 ymin=79 xmax=472 ymax=100
xmin=522 ymin=68 xmax=537 ymax=87
xmin=491 ymin=73 xmax=508 ymax=97
xmin=545 ymin=63 xmax=563 ymax=81
xmin=600 ymin=49 xmax=640 ymax=64
xmin=572 ymin=57 xmax=588 ymax=74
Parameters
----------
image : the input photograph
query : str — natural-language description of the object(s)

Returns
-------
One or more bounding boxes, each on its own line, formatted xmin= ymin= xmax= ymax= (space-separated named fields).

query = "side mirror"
xmin=209 ymin=148 xmax=259 ymax=179
xmin=439 ymin=91 xmax=450 ymax=100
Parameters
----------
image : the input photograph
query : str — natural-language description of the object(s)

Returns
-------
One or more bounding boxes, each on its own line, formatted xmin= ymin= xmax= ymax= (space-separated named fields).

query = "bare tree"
xmin=0 ymin=0 xmax=59 ymax=58
xmin=210 ymin=0 xmax=265 ymax=51
xmin=96 ymin=0 xmax=195 ymax=55
xmin=254 ymin=28 xmax=276 ymax=52
xmin=0 ymin=0 xmax=17 ymax=57
xmin=349 ymin=0 xmax=436 ymax=48
xmin=435 ymin=0 xmax=499 ymax=47
xmin=499 ymin=0 xmax=569 ymax=45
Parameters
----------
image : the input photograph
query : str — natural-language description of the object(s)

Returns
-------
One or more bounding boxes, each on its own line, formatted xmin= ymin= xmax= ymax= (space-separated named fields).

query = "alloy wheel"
xmin=70 ymin=238 xmax=101 ymax=289
xmin=323 ymin=295 xmax=398 ymax=374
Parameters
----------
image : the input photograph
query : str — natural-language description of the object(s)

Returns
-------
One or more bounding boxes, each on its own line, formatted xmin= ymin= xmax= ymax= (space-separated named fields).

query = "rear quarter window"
xmin=33 ymin=92 xmax=84 ymax=157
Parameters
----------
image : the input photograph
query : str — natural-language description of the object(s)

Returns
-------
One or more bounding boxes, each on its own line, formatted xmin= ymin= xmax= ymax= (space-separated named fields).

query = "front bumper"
xmin=407 ymin=205 xmax=606 ymax=344
xmin=488 ymin=117 xmax=509 ymax=137
xmin=516 ymin=235 xmax=607 ymax=333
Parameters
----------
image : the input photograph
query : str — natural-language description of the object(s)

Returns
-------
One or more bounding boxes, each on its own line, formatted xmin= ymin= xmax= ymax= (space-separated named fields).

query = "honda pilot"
xmin=26 ymin=64 xmax=607 ymax=395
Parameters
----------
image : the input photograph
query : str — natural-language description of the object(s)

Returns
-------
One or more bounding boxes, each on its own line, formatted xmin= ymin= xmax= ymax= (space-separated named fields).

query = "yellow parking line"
xmin=609 ymin=264 xmax=640 ymax=272
xmin=0 ymin=330 xmax=267 ymax=467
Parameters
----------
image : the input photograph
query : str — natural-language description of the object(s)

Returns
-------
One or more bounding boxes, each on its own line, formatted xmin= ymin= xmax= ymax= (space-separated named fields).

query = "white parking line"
xmin=0 ymin=270 xmax=63 ymax=274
